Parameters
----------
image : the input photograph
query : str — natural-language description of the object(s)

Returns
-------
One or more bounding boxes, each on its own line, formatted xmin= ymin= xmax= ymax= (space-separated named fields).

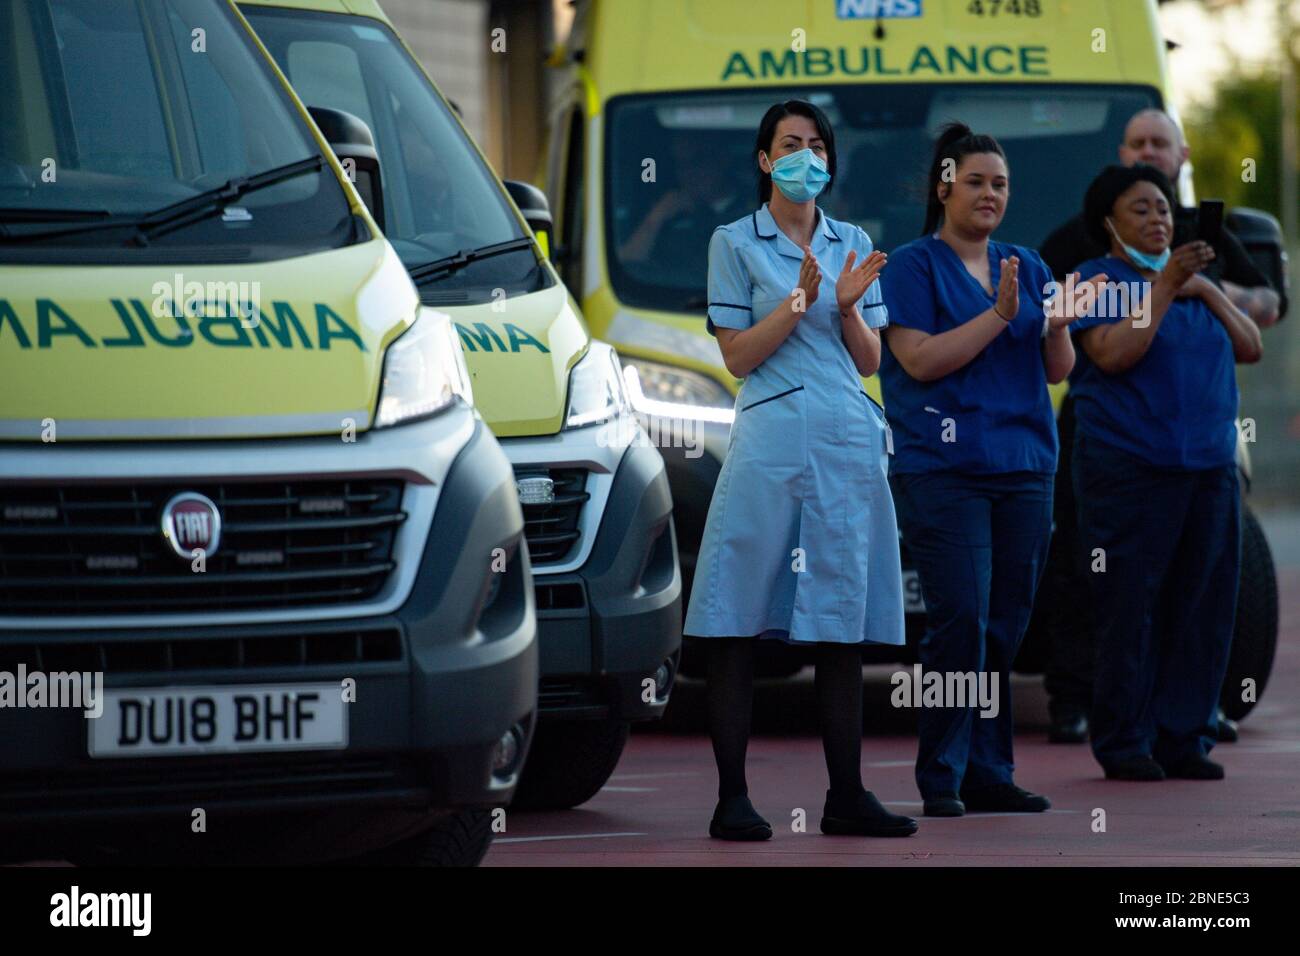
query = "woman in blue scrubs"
xmin=684 ymin=100 xmax=918 ymax=841
xmin=1070 ymin=164 xmax=1262 ymax=781
xmin=879 ymin=124 xmax=1099 ymax=818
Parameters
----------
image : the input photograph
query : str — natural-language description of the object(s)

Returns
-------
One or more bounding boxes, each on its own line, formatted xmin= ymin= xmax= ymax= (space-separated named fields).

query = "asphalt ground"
xmin=486 ymin=512 xmax=1300 ymax=867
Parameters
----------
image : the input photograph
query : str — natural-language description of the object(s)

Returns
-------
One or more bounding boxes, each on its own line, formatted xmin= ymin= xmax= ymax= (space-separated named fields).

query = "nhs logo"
xmin=836 ymin=0 xmax=923 ymax=18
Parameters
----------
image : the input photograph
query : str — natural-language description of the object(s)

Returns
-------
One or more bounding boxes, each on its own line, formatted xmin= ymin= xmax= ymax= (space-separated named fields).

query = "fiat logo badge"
xmin=161 ymin=492 xmax=222 ymax=560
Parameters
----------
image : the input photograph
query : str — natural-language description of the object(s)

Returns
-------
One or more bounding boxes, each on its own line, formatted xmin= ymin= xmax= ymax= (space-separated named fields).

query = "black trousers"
xmin=1073 ymin=433 xmax=1240 ymax=765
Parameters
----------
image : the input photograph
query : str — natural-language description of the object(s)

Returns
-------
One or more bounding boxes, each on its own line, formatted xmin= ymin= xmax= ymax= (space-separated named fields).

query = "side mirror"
xmin=504 ymin=179 xmax=554 ymax=259
xmin=1227 ymin=206 xmax=1290 ymax=320
xmin=309 ymin=106 xmax=385 ymax=234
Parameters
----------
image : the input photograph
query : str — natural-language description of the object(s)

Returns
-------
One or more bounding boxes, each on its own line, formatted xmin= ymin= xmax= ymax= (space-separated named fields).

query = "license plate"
xmin=902 ymin=569 xmax=926 ymax=614
xmin=88 ymin=683 xmax=347 ymax=759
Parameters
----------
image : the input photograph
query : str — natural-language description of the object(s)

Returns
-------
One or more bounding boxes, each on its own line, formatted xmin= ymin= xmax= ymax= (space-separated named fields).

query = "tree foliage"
xmin=1184 ymin=70 xmax=1290 ymax=215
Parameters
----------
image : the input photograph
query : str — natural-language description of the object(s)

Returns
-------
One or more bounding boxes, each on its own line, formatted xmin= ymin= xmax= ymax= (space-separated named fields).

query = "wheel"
xmin=511 ymin=720 xmax=630 ymax=810
xmin=350 ymin=809 xmax=495 ymax=867
xmin=1220 ymin=504 xmax=1278 ymax=721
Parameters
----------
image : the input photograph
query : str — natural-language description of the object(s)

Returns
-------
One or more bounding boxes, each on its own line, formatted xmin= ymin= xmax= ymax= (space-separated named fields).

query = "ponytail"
xmin=922 ymin=122 xmax=1006 ymax=236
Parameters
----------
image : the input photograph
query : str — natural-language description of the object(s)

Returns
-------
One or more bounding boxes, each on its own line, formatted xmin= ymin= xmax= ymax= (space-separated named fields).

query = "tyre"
xmin=1220 ymin=504 xmax=1279 ymax=721
xmin=511 ymin=720 xmax=630 ymax=810
xmin=351 ymin=809 xmax=495 ymax=867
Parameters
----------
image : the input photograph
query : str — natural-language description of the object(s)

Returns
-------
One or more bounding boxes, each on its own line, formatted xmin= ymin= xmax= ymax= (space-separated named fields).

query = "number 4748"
xmin=968 ymin=0 xmax=1043 ymax=16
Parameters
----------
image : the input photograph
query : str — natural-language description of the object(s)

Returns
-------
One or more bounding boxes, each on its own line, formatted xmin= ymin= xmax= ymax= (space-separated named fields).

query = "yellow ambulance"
xmin=240 ymin=0 xmax=683 ymax=810
xmin=0 ymin=0 xmax=534 ymax=866
xmin=542 ymin=0 xmax=1279 ymax=705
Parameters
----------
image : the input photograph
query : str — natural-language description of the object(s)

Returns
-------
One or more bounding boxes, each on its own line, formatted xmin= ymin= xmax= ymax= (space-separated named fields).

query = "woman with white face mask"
xmin=683 ymin=99 xmax=917 ymax=841
xmin=1070 ymin=164 xmax=1262 ymax=783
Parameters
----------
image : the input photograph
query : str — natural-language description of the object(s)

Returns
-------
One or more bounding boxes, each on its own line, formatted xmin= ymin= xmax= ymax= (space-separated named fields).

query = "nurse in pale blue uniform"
xmin=686 ymin=208 xmax=905 ymax=646
xmin=682 ymin=100 xmax=916 ymax=843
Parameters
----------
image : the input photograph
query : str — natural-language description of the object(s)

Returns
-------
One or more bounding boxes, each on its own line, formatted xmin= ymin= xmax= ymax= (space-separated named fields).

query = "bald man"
xmin=1041 ymin=108 xmax=1283 ymax=325
xmin=1037 ymin=108 xmax=1283 ymax=747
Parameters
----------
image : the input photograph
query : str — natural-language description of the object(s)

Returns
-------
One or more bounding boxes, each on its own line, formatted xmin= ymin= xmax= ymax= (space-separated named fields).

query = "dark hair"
xmin=1082 ymin=163 xmax=1177 ymax=249
xmin=754 ymin=100 xmax=837 ymax=204
xmin=921 ymin=122 xmax=1007 ymax=236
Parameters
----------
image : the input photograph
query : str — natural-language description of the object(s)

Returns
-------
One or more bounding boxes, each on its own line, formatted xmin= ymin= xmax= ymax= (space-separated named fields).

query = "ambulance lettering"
xmin=0 ymin=299 xmax=365 ymax=350
xmin=721 ymin=45 xmax=1049 ymax=81
xmin=455 ymin=321 xmax=550 ymax=353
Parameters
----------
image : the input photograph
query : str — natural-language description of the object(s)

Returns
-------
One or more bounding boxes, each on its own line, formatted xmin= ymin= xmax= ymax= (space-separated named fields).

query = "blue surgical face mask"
xmin=1106 ymin=217 xmax=1170 ymax=272
xmin=766 ymin=148 xmax=830 ymax=203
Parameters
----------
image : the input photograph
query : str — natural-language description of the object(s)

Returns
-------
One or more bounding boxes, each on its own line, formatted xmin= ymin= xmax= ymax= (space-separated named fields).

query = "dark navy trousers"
xmin=892 ymin=471 xmax=1054 ymax=799
xmin=1072 ymin=433 xmax=1240 ymax=768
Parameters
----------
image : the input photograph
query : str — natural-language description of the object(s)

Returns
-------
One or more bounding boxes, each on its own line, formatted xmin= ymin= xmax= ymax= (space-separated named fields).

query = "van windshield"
xmin=243 ymin=5 xmax=546 ymax=305
xmin=605 ymin=84 xmax=1159 ymax=314
xmin=0 ymin=0 xmax=354 ymax=262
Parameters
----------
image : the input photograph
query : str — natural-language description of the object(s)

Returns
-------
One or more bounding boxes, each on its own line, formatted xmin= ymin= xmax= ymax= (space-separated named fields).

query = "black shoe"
xmin=820 ymin=789 xmax=919 ymax=837
xmin=1159 ymin=754 xmax=1226 ymax=780
xmin=1215 ymin=708 xmax=1239 ymax=743
xmin=922 ymin=793 xmax=966 ymax=817
xmin=1102 ymin=756 xmax=1166 ymax=781
xmin=960 ymin=783 xmax=1051 ymax=813
xmin=709 ymin=795 xmax=773 ymax=841
xmin=1049 ymin=712 xmax=1089 ymax=744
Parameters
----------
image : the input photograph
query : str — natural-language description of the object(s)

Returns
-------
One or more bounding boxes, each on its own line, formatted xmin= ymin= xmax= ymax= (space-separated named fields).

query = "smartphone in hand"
xmin=1196 ymin=199 xmax=1225 ymax=247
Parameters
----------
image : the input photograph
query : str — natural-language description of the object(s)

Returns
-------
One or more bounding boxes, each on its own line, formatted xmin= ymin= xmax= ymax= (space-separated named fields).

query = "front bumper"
xmin=0 ymin=410 xmax=537 ymax=850
xmin=506 ymin=424 xmax=682 ymax=722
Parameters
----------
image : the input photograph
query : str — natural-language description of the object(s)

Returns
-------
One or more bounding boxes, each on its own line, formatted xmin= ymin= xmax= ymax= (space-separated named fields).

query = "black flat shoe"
xmin=820 ymin=789 xmax=918 ymax=837
xmin=1215 ymin=708 xmax=1239 ymax=743
xmin=1049 ymin=713 xmax=1089 ymax=744
xmin=1159 ymin=754 xmax=1226 ymax=780
xmin=1102 ymin=756 xmax=1166 ymax=781
xmin=709 ymin=795 xmax=773 ymax=841
xmin=960 ymin=783 xmax=1051 ymax=813
xmin=922 ymin=793 xmax=965 ymax=817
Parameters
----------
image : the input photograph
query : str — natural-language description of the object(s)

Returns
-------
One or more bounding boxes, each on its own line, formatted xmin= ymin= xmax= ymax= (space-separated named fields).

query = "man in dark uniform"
xmin=1038 ymin=108 xmax=1284 ymax=745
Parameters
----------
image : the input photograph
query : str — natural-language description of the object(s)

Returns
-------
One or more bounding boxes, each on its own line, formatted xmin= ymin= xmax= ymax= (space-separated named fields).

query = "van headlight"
xmin=564 ymin=340 xmax=629 ymax=429
xmin=621 ymin=358 xmax=735 ymax=424
xmin=375 ymin=310 xmax=472 ymax=428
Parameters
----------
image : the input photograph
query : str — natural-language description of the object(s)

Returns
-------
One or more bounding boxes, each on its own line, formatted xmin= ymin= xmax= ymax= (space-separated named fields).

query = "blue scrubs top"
xmin=683 ymin=203 xmax=905 ymax=647
xmin=878 ymin=235 xmax=1058 ymax=475
xmin=1070 ymin=256 xmax=1238 ymax=470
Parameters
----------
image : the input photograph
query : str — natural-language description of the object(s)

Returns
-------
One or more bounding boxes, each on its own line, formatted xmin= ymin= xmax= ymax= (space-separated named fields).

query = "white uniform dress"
xmin=683 ymin=203 xmax=905 ymax=646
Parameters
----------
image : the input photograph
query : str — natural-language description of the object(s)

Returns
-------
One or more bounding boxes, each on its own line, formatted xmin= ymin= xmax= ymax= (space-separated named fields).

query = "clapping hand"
xmin=995 ymin=256 xmax=1020 ymax=322
xmin=835 ymin=248 xmax=888 ymax=314
xmin=794 ymin=245 xmax=822 ymax=313
xmin=1046 ymin=271 xmax=1110 ymax=330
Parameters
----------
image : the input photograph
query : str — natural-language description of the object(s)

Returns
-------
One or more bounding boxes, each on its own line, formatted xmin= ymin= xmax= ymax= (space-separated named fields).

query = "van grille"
xmin=0 ymin=480 xmax=405 ymax=616
xmin=0 ymin=629 xmax=404 ymax=674
xmin=515 ymin=468 xmax=589 ymax=565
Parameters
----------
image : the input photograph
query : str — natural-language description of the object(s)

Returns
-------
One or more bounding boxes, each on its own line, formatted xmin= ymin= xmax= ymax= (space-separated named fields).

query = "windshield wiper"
xmin=129 ymin=156 xmax=324 ymax=245
xmin=0 ymin=207 xmax=118 ymax=239
xmin=0 ymin=156 xmax=324 ymax=245
xmin=0 ymin=207 xmax=114 ymax=224
xmin=407 ymin=237 xmax=537 ymax=284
